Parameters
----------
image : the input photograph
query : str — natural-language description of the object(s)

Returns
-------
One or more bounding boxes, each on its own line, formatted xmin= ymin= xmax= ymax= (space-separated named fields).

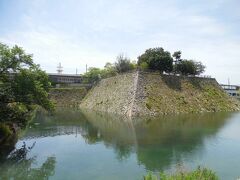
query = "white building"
xmin=220 ymin=84 xmax=240 ymax=100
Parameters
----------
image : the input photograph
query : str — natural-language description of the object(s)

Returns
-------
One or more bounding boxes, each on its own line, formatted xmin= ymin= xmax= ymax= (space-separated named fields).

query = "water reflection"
xmin=0 ymin=108 xmax=234 ymax=179
xmin=81 ymin=110 xmax=137 ymax=161
xmin=0 ymin=135 xmax=17 ymax=162
xmin=134 ymin=113 xmax=230 ymax=171
xmin=82 ymin=110 xmax=231 ymax=171
xmin=25 ymin=109 xmax=231 ymax=171
xmin=0 ymin=141 xmax=56 ymax=180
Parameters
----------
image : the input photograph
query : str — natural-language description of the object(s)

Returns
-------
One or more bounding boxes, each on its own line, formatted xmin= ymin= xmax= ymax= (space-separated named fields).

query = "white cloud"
xmin=0 ymin=27 xmax=116 ymax=74
xmin=1 ymin=0 xmax=240 ymax=84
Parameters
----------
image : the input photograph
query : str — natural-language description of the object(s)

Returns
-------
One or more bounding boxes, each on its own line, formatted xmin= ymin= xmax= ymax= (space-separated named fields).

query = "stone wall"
xmin=50 ymin=87 xmax=88 ymax=107
xmin=80 ymin=72 xmax=137 ymax=115
xmin=80 ymin=71 xmax=240 ymax=117
xmin=134 ymin=72 xmax=239 ymax=116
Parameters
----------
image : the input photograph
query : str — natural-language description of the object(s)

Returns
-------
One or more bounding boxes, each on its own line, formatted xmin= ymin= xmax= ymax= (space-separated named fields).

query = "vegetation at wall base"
xmin=144 ymin=167 xmax=218 ymax=180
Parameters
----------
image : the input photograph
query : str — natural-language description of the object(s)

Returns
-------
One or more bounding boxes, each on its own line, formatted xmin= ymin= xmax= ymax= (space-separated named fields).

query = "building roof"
xmin=47 ymin=73 xmax=83 ymax=77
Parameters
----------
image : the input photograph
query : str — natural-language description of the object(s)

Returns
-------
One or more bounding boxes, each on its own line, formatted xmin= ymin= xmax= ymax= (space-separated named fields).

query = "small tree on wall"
xmin=115 ymin=54 xmax=134 ymax=73
xmin=172 ymin=51 xmax=182 ymax=63
xmin=194 ymin=61 xmax=206 ymax=75
xmin=174 ymin=60 xmax=205 ymax=76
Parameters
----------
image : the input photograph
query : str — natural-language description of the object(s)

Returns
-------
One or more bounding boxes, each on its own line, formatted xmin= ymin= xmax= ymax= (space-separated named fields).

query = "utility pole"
xmin=76 ymin=68 xmax=78 ymax=75
xmin=86 ymin=64 xmax=88 ymax=73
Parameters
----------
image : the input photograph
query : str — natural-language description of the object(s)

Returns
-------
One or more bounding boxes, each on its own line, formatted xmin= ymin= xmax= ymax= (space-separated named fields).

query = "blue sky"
xmin=0 ymin=0 xmax=240 ymax=84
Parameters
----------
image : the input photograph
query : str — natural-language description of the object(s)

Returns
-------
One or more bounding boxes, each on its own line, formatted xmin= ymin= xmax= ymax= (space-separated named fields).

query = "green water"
xmin=1 ymin=109 xmax=240 ymax=180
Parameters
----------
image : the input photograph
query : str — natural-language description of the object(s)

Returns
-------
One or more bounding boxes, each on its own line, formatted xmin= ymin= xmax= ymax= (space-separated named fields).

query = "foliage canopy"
xmin=83 ymin=47 xmax=206 ymax=84
xmin=0 ymin=42 xmax=53 ymax=126
xmin=138 ymin=48 xmax=173 ymax=73
xmin=174 ymin=60 xmax=205 ymax=75
xmin=83 ymin=54 xmax=135 ymax=84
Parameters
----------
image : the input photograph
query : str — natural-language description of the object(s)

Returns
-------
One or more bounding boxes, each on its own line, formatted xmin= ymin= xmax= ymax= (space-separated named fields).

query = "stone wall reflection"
xmin=17 ymin=108 xmax=232 ymax=172
xmin=81 ymin=110 xmax=231 ymax=171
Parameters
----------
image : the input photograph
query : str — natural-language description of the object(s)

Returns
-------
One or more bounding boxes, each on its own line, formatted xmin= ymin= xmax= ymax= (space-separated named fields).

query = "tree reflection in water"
xmin=0 ymin=142 xmax=56 ymax=180
xmin=13 ymin=108 xmax=232 ymax=175
xmin=134 ymin=112 xmax=231 ymax=171
xmin=81 ymin=110 xmax=231 ymax=171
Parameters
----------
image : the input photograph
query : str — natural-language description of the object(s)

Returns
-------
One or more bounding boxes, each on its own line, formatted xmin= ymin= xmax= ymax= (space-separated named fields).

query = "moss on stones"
xmin=80 ymin=71 xmax=240 ymax=117
xmin=50 ymin=87 xmax=88 ymax=107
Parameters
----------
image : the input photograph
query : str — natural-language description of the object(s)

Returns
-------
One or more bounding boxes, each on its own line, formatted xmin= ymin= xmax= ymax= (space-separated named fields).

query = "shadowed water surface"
xmin=0 ymin=108 xmax=240 ymax=180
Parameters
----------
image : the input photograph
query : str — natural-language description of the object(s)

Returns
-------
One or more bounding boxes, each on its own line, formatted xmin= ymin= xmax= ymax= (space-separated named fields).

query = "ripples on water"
xmin=0 ymin=108 xmax=240 ymax=180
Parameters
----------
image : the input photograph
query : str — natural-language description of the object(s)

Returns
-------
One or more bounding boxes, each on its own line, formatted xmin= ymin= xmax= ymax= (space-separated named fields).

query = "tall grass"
xmin=144 ymin=167 xmax=218 ymax=180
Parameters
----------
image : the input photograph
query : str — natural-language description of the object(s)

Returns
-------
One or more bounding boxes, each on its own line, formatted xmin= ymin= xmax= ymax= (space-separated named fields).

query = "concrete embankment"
xmin=80 ymin=71 xmax=240 ymax=117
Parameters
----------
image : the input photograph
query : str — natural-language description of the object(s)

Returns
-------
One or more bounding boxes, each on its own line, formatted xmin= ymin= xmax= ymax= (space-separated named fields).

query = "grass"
xmin=144 ymin=167 xmax=218 ymax=180
xmin=143 ymin=74 xmax=240 ymax=114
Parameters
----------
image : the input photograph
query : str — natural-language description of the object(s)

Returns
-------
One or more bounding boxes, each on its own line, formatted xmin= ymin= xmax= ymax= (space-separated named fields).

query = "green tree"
xmin=0 ymin=42 xmax=53 ymax=127
xmin=104 ymin=62 xmax=114 ymax=70
xmin=12 ymin=68 xmax=53 ymax=111
xmin=0 ymin=43 xmax=33 ymax=77
xmin=174 ymin=60 xmax=195 ymax=75
xmin=138 ymin=47 xmax=173 ymax=73
xmin=115 ymin=54 xmax=134 ymax=73
xmin=103 ymin=62 xmax=117 ymax=77
xmin=194 ymin=61 xmax=206 ymax=75
xmin=139 ymin=62 xmax=149 ymax=70
xmin=175 ymin=60 xmax=205 ymax=76
xmin=83 ymin=67 xmax=102 ymax=84
xmin=172 ymin=51 xmax=182 ymax=63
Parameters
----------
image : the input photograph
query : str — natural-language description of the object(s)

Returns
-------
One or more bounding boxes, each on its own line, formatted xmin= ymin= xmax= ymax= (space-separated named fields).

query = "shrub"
xmin=115 ymin=54 xmax=134 ymax=73
xmin=144 ymin=167 xmax=218 ymax=180
xmin=0 ymin=123 xmax=12 ymax=138
xmin=139 ymin=62 xmax=149 ymax=70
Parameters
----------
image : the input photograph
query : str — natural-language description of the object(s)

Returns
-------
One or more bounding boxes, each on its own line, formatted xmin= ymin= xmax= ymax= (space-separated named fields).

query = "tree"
xmin=175 ymin=60 xmax=196 ymax=75
xmin=12 ymin=68 xmax=53 ymax=111
xmin=104 ymin=62 xmax=114 ymax=70
xmin=0 ymin=42 xmax=53 ymax=127
xmin=103 ymin=62 xmax=117 ymax=77
xmin=115 ymin=54 xmax=134 ymax=73
xmin=172 ymin=51 xmax=182 ymax=63
xmin=138 ymin=47 xmax=173 ymax=73
xmin=175 ymin=60 xmax=205 ymax=76
xmin=0 ymin=43 xmax=33 ymax=76
xmin=194 ymin=61 xmax=205 ymax=75
xmin=83 ymin=67 xmax=102 ymax=84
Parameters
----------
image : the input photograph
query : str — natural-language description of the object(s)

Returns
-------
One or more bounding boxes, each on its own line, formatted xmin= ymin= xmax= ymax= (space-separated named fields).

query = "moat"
xmin=1 ymin=108 xmax=240 ymax=179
